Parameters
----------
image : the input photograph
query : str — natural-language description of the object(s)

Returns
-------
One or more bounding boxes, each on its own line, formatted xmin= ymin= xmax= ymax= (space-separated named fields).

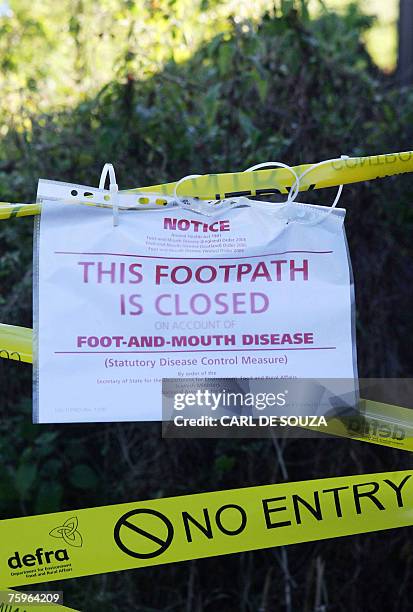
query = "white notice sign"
xmin=34 ymin=193 xmax=356 ymax=422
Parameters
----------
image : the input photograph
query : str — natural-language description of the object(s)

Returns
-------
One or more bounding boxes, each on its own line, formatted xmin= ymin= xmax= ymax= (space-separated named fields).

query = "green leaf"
xmin=214 ymin=455 xmax=236 ymax=475
xmin=239 ymin=111 xmax=258 ymax=138
xmin=204 ymin=83 xmax=221 ymax=127
xmin=15 ymin=463 xmax=37 ymax=499
xmin=69 ymin=464 xmax=98 ymax=490
xmin=0 ymin=474 xmax=18 ymax=508
xmin=35 ymin=431 xmax=59 ymax=447
xmin=218 ymin=42 xmax=235 ymax=76
xmin=251 ymin=68 xmax=268 ymax=103
xmin=35 ymin=482 xmax=62 ymax=514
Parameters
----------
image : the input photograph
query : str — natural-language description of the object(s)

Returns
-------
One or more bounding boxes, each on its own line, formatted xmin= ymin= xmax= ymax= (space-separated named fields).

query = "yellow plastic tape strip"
xmin=310 ymin=400 xmax=413 ymax=452
xmin=135 ymin=150 xmax=413 ymax=198
xmin=0 ymin=324 xmax=32 ymax=364
xmin=1 ymin=470 xmax=412 ymax=587
xmin=0 ymin=589 xmax=78 ymax=611
xmin=0 ymin=202 xmax=40 ymax=221
xmin=1 ymin=324 xmax=412 ymax=451
xmin=1 ymin=150 xmax=412 ymax=220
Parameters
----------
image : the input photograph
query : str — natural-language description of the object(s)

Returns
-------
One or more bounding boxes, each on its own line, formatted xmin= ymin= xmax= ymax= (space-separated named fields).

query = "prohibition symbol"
xmin=114 ymin=508 xmax=174 ymax=559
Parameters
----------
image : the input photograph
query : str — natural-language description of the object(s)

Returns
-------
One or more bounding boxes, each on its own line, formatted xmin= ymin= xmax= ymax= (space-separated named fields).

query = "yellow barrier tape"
xmin=1 ymin=325 xmax=412 ymax=451
xmin=312 ymin=400 xmax=413 ymax=452
xmin=135 ymin=151 xmax=413 ymax=198
xmin=0 ymin=589 xmax=78 ymax=611
xmin=1 ymin=151 xmax=412 ymax=220
xmin=0 ymin=203 xmax=40 ymax=221
xmin=1 ymin=470 xmax=412 ymax=587
xmin=0 ymin=324 xmax=32 ymax=364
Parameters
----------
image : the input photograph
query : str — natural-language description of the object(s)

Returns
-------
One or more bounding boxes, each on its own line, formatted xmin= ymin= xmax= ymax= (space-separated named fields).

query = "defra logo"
xmin=8 ymin=547 xmax=69 ymax=569
xmin=7 ymin=516 xmax=82 ymax=571
xmin=348 ymin=417 xmax=405 ymax=441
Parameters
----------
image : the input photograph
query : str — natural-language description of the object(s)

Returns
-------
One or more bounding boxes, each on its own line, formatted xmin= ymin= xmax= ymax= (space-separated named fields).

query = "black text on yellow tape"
xmin=1 ymin=471 xmax=413 ymax=587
